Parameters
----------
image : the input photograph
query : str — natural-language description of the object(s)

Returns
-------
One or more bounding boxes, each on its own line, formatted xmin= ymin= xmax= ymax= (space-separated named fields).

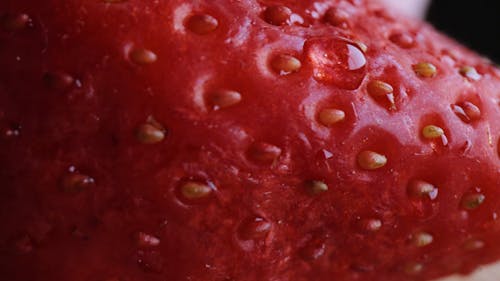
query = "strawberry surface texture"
xmin=2 ymin=0 xmax=500 ymax=281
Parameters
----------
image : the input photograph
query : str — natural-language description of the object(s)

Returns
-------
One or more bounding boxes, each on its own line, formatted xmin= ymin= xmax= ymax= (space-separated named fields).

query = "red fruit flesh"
xmin=2 ymin=1 xmax=500 ymax=281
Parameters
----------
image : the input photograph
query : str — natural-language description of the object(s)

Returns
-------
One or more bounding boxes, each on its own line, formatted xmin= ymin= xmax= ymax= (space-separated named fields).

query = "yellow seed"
xmin=403 ymin=262 xmax=423 ymax=275
xmin=318 ymin=108 xmax=345 ymax=127
xmin=181 ymin=181 xmax=212 ymax=199
xmin=357 ymin=151 xmax=387 ymax=170
xmin=367 ymin=80 xmax=393 ymax=97
xmin=463 ymin=239 xmax=485 ymax=251
xmin=422 ymin=125 xmax=444 ymax=139
xmin=135 ymin=117 xmax=166 ymax=144
xmin=411 ymin=232 xmax=433 ymax=247
xmin=413 ymin=62 xmax=437 ymax=78
xmin=185 ymin=14 xmax=219 ymax=35
xmin=461 ymin=193 xmax=485 ymax=210
xmin=407 ymin=180 xmax=438 ymax=200
xmin=308 ymin=180 xmax=328 ymax=195
xmin=459 ymin=66 xmax=481 ymax=81
xmin=360 ymin=219 xmax=382 ymax=232
xmin=208 ymin=90 xmax=242 ymax=110
xmin=130 ymin=48 xmax=157 ymax=65
xmin=461 ymin=101 xmax=481 ymax=121
xmin=270 ymin=54 xmax=301 ymax=75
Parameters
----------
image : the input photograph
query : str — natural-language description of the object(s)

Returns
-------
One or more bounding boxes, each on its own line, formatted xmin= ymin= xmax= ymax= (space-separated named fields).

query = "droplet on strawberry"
xmin=304 ymin=37 xmax=367 ymax=90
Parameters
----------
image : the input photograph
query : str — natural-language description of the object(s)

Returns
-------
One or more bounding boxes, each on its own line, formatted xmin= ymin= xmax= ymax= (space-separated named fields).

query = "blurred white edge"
xmin=434 ymin=262 xmax=500 ymax=281
xmin=380 ymin=0 xmax=431 ymax=19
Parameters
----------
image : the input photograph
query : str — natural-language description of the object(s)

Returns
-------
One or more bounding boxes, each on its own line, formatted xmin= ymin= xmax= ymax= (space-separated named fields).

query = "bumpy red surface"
xmin=2 ymin=0 xmax=500 ymax=280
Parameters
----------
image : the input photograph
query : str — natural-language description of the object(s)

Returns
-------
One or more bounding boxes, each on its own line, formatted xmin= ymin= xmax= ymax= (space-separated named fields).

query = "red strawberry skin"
xmin=2 ymin=0 xmax=500 ymax=280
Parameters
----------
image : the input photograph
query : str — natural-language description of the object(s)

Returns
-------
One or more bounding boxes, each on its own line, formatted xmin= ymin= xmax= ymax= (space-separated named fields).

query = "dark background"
xmin=427 ymin=1 xmax=500 ymax=63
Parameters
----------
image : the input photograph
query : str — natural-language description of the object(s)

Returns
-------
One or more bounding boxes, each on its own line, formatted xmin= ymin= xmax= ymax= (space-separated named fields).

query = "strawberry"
xmin=1 ymin=0 xmax=500 ymax=281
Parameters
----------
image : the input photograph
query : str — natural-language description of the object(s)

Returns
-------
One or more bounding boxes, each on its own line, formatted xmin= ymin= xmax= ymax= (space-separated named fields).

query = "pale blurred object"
xmin=380 ymin=0 xmax=431 ymax=18
xmin=434 ymin=261 xmax=500 ymax=281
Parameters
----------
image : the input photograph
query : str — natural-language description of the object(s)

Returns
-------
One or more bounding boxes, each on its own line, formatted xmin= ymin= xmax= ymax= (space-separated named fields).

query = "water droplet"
xmin=305 ymin=38 xmax=367 ymax=90
xmin=185 ymin=14 xmax=218 ymax=35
